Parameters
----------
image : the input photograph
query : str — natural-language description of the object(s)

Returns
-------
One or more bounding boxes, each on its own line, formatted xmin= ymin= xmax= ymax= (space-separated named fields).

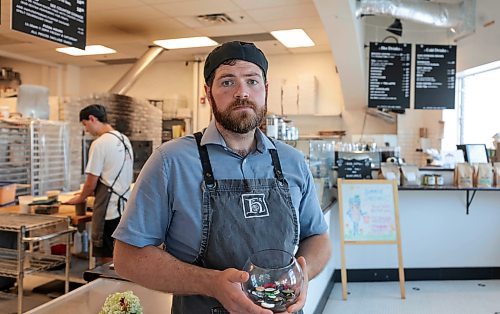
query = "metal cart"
xmin=0 ymin=212 xmax=75 ymax=313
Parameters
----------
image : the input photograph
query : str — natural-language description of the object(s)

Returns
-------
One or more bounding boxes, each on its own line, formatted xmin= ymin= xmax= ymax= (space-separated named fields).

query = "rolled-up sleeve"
xmin=113 ymin=148 xmax=170 ymax=248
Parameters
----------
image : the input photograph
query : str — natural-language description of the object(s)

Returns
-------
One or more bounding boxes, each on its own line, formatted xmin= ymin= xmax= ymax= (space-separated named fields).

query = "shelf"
xmin=0 ymin=248 xmax=66 ymax=278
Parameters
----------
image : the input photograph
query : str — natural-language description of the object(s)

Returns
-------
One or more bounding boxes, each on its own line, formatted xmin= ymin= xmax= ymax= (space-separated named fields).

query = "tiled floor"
xmin=323 ymin=280 xmax=500 ymax=314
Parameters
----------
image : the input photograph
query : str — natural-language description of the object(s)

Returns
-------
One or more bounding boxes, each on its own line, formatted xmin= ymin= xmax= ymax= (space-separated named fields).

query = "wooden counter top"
xmin=0 ymin=204 xmax=92 ymax=226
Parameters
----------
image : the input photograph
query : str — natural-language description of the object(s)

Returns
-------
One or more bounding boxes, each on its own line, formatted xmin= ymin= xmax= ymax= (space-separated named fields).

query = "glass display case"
xmin=285 ymin=139 xmax=336 ymax=211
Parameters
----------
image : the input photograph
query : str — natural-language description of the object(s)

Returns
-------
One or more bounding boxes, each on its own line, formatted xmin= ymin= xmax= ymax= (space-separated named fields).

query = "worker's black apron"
xmin=171 ymin=132 xmax=299 ymax=313
xmin=92 ymin=132 xmax=131 ymax=248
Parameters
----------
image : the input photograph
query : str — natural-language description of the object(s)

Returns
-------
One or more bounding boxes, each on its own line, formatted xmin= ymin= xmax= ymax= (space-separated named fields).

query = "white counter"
xmin=331 ymin=189 xmax=500 ymax=269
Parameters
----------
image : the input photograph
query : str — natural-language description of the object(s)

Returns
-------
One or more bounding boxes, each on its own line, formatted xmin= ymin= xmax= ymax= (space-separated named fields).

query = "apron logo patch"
xmin=241 ymin=194 xmax=269 ymax=218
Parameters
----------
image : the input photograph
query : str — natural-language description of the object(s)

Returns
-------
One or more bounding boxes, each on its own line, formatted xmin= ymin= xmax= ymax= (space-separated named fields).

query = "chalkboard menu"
xmin=12 ymin=0 xmax=86 ymax=49
xmin=368 ymin=42 xmax=411 ymax=110
xmin=414 ymin=44 xmax=456 ymax=109
xmin=336 ymin=158 xmax=372 ymax=180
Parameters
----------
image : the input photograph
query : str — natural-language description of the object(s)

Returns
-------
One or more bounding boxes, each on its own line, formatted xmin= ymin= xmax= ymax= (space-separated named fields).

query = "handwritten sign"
xmin=338 ymin=180 xmax=397 ymax=241
xmin=337 ymin=158 xmax=372 ymax=180
xmin=337 ymin=179 xmax=405 ymax=300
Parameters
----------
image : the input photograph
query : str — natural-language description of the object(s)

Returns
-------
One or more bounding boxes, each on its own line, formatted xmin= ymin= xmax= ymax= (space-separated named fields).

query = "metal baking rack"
xmin=0 ymin=212 xmax=75 ymax=314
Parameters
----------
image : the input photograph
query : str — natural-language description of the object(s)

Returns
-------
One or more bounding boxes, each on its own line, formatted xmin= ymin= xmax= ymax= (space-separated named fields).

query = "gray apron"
xmin=91 ymin=132 xmax=131 ymax=248
xmin=171 ymin=132 xmax=299 ymax=314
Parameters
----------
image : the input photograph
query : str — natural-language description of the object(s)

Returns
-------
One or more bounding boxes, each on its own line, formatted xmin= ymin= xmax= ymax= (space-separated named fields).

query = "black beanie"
xmin=203 ymin=41 xmax=268 ymax=83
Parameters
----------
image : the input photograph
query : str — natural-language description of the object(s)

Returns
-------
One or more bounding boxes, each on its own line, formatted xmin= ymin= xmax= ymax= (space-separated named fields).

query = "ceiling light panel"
xmin=154 ymin=37 xmax=218 ymax=49
xmin=56 ymin=45 xmax=116 ymax=56
xmin=271 ymin=29 xmax=315 ymax=48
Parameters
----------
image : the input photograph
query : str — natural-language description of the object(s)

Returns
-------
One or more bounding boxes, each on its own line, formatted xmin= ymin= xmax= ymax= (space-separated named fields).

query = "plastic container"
xmin=81 ymin=230 xmax=89 ymax=253
xmin=0 ymin=182 xmax=16 ymax=206
xmin=75 ymin=202 xmax=87 ymax=216
xmin=18 ymin=195 xmax=34 ymax=213
xmin=72 ymin=231 xmax=82 ymax=254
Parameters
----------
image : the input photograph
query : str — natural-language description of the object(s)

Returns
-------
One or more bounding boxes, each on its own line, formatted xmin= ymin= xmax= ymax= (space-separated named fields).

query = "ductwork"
xmin=109 ymin=46 xmax=165 ymax=95
xmin=355 ymin=0 xmax=475 ymax=35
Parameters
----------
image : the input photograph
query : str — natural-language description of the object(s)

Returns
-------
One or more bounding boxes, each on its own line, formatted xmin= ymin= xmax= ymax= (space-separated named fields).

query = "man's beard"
xmin=210 ymin=95 xmax=267 ymax=134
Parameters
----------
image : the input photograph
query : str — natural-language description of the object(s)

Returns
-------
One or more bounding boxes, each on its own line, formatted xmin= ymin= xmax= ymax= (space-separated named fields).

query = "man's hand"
xmin=65 ymin=194 xmax=84 ymax=205
xmin=283 ymin=256 xmax=308 ymax=313
xmin=211 ymin=268 xmax=273 ymax=314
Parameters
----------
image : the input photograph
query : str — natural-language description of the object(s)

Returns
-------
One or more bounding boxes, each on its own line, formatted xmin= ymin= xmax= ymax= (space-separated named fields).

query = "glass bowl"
xmin=241 ymin=249 xmax=303 ymax=312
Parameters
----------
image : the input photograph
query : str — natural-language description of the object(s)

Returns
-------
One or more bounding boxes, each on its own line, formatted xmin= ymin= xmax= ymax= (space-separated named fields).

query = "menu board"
xmin=11 ymin=0 xmax=86 ymax=49
xmin=338 ymin=180 xmax=397 ymax=242
xmin=336 ymin=158 xmax=372 ymax=180
xmin=414 ymin=44 xmax=456 ymax=109
xmin=368 ymin=42 xmax=411 ymax=110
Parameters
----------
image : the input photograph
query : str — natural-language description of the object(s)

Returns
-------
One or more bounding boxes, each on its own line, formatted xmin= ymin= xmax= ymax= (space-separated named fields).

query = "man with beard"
xmin=113 ymin=41 xmax=331 ymax=314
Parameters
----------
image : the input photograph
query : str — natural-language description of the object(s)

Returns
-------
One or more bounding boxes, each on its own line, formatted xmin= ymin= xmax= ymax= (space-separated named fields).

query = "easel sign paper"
xmin=341 ymin=182 xmax=397 ymax=242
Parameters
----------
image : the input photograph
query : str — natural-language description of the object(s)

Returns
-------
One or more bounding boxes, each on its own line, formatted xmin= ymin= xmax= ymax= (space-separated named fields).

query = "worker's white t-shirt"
xmin=85 ymin=131 xmax=133 ymax=220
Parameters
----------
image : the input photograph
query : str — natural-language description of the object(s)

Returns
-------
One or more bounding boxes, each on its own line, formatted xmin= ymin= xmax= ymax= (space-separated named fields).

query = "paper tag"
xmin=386 ymin=172 xmax=396 ymax=180
xmin=407 ymin=173 xmax=416 ymax=181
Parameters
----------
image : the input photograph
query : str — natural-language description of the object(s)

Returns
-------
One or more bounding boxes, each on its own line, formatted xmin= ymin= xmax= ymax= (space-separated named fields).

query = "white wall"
xmin=0 ymin=57 xmax=60 ymax=95
xmin=266 ymin=52 xmax=344 ymax=116
xmin=79 ymin=60 xmax=195 ymax=106
xmin=457 ymin=0 xmax=500 ymax=72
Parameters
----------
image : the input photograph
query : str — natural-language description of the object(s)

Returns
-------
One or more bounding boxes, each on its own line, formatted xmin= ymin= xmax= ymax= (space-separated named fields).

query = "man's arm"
xmin=66 ymin=173 xmax=99 ymax=204
xmin=287 ymin=233 xmax=331 ymax=313
xmin=113 ymin=240 xmax=273 ymax=314
xmin=296 ymin=232 xmax=331 ymax=279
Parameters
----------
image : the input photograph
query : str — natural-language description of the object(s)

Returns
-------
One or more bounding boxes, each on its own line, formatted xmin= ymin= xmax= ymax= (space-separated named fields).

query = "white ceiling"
xmin=0 ymin=0 xmax=333 ymax=67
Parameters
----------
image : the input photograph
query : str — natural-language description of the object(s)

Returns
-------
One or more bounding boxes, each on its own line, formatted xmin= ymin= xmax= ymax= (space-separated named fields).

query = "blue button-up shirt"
xmin=114 ymin=120 xmax=328 ymax=263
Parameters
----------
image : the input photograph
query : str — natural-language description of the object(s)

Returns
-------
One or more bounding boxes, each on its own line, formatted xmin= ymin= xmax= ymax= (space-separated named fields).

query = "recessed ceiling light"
xmin=153 ymin=37 xmax=218 ymax=49
xmin=271 ymin=29 xmax=315 ymax=48
xmin=56 ymin=45 xmax=116 ymax=56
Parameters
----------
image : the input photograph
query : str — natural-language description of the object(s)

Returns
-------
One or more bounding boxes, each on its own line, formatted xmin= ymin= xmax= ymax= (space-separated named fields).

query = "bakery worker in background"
xmin=113 ymin=41 xmax=331 ymax=313
xmin=67 ymin=104 xmax=134 ymax=265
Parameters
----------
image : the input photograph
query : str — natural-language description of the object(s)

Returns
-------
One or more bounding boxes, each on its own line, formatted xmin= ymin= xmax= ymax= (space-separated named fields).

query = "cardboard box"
xmin=0 ymin=182 xmax=16 ymax=206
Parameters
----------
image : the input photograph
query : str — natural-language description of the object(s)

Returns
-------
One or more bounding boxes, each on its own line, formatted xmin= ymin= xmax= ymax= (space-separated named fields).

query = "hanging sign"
xmin=414 ymin=44 xmax=456 ymax=109
xmin=11 ymin=0 xmax=86 ymax=49
xmin=368 ymin=42 xmax=411 ymax=110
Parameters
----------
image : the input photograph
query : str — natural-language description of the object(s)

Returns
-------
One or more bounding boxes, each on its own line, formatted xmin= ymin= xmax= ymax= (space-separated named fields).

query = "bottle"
xmin=72 ymin=230 xmax=82 ymax=254
xmin=81 ymin=230 xmax=89 ymax=254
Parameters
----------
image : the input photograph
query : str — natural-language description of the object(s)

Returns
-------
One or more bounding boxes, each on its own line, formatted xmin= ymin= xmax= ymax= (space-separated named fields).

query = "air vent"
xmin=197 ymin=13 xmax=234 ymax=25
xmin=97 ymin=58 xmax=138 ymax=65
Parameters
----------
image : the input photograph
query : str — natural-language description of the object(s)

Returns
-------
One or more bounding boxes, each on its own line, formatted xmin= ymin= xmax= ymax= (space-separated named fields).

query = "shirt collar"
xmin=200 ymin=119 xmax=276 ymax=153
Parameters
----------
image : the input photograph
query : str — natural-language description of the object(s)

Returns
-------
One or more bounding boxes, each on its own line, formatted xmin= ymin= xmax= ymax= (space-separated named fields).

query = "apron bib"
xmin=171 ymin=132 xmax=299 ymax=314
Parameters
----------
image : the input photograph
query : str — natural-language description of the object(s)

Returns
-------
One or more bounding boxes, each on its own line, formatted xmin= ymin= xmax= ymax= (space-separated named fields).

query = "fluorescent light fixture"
xmin=271 ymin=29 xmax=315 ymax=48
xmin=154 ymin=37 xmax=218 ymax=49
xmin=56 ymin=45 xmax=116 ymax=56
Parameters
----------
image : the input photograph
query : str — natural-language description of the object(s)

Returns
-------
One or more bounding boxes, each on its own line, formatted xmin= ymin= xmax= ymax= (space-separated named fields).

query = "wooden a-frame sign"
xmin=337 ymin=179 xmax=405 ymax=300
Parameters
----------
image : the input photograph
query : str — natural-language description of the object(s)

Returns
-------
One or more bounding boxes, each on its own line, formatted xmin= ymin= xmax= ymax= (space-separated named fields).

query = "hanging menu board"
xmin=368 ymin=42 xmax=411 ymax=110
xmin=11 ymin=0 xmax=86 ymax=49
xmin=414 ymin=44 xmax=456 ymax=109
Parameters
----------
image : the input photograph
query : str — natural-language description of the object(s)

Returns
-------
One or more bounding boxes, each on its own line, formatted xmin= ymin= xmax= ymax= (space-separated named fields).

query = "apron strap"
xmin=104 ymin=131 xmax=131 ymax=190
xmin=269 ymin=148 xmax=287 ymax=186
xmin=194 ymin=131 xmax=216 ymax=188
xmin=101 ymin=131 xmax=132 ymax=216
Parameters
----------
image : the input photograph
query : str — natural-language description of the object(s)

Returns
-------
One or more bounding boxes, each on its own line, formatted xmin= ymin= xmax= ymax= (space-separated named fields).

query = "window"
xmin=453 ymin=61 xmax=500 ymax=149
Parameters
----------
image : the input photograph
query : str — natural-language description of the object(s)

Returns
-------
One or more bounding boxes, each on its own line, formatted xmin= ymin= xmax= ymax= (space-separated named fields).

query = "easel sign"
xmin=337 ymin=179 xmax=405 ymax=300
